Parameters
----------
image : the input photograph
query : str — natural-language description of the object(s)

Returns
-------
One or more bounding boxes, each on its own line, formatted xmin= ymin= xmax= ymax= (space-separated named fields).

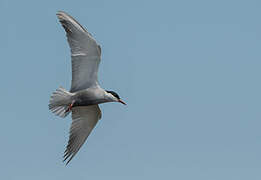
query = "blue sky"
xmin=1 ymin=0 xmax=261 ymax=179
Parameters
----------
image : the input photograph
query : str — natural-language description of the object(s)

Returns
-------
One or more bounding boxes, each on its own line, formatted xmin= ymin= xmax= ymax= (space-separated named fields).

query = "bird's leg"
xmin=65 ymin=100 xmax=75 ymax=113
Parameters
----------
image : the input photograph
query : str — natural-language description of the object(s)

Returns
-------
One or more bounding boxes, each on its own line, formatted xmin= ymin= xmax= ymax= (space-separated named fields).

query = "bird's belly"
xmin=74 ymin=100 xmax=97 ymax=106
xmin=73 ymin=98 xmax=107 ymax=107
xmin=72 ymin=89 xmax=106 ymax=107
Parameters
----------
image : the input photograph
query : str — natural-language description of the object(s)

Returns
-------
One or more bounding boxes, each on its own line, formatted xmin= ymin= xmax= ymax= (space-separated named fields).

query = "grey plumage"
xmin=49 ymin=11 xmax=125 ymax=165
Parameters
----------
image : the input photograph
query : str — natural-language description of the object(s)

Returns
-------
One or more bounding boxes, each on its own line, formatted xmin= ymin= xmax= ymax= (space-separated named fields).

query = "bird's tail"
xmin=49 ymin=87 xmax=74 ymax=118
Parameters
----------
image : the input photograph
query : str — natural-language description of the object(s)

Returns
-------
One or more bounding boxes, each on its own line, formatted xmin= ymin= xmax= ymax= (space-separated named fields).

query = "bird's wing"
xmin=64 ymin=105 xmax=102 ymax=164
xmin=57 ymin=11 xmax=102 ymax=92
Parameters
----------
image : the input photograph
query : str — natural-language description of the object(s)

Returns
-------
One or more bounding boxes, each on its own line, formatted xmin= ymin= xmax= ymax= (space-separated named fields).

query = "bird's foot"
xmin=65 ymin=101 xmax=75 ymax=113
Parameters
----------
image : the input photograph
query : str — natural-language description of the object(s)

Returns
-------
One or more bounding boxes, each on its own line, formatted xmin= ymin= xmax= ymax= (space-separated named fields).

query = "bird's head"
xmin=105 ymin=90 xmax=126 ymax=105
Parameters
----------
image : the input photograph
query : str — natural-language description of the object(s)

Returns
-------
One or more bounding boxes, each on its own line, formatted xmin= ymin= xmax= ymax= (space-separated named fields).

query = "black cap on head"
xmin=106 ymin=90 xmax=120 ymax=99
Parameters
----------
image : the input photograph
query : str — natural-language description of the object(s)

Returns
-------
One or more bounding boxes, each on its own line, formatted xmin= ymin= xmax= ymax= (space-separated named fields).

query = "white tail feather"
xmin=49 ymin=87 xmax=73 ymax=118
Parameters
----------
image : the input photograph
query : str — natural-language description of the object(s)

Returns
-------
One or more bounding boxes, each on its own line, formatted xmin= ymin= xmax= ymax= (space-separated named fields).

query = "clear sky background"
xmin=1 ymin=0 xmax=261 ymax=179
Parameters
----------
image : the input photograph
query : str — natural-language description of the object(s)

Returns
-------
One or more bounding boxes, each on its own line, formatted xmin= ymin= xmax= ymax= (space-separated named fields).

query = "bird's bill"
xmin=118 ymin=99 xmax=127 ymax=105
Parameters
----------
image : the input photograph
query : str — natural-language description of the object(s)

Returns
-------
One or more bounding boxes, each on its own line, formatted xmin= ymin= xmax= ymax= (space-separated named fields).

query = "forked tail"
xmin=49 ymin=87 xmax=73 ymax=118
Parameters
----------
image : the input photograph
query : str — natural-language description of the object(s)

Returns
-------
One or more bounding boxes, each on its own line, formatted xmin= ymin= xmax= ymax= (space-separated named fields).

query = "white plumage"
xmin=49 ymin=11 xmax=126 ymax=165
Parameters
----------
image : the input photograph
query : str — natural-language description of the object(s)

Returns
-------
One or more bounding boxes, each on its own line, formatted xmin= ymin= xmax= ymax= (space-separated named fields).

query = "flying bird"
xmin=49 ymin=11 xmax=126 ymax=165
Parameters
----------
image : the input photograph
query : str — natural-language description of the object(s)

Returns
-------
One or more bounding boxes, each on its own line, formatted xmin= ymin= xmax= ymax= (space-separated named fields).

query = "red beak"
xmin=118 ymin=99 xmax=127 ymax=105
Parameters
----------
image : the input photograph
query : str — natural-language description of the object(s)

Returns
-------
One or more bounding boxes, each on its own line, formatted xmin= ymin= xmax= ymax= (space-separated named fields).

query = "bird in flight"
xmin=49 ymin=11 xmax=126 ymax=165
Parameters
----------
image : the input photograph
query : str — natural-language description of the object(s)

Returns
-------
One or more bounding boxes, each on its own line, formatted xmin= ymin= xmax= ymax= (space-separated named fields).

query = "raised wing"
xmin=64 ymin=105 xmax=102 ymax=165
xmin=57 ymin=11 xmax=101 ymax=92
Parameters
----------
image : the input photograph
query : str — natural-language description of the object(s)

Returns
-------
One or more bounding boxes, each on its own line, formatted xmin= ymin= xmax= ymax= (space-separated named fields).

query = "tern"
xmin=49 ymin=11 xmax=126 ymax=165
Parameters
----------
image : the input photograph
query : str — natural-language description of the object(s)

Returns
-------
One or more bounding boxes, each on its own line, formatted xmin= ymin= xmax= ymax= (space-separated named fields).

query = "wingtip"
xmin=56 ymin=11 xmax=73 ymax=22
xmin=56 ymin=11 xmax=88 ymax=34
xmin=63 ymin=156 xmax=70 ymax=165
xmin=63 ymin=159 xmax=70 ymax=166
xmin=56 ymin=10 xmax=67 ymax=16
xmin=56 ymin=11 xmax=67 ymax=20
xmin=63 ymin=155 xmax=74 ymax=165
